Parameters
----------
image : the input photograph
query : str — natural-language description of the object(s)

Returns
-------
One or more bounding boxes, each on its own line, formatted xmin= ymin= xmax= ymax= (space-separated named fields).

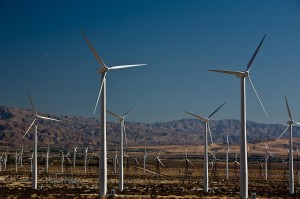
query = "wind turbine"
xmin=0 ymin=152 xmax=3 ymax=171
xmin=209 ymin=35 xmax=267 ymax=199
xmin=184 ymin=101 xmax=226 ymax=193
xmin=22 ymin=91 xmax=61 ymax=189
xmin=13 ymin=151 xmax=19 ymax=172
xmin=73 ymin=146 xmax=77 ymax=170
xmin=143 ymin=146 xmax=147 ymax=175
xmin=20 ymin=141 xmax=24 ymax=167
xmin=264 ymin=144 xmax=272 ymax=180
xmin=107 ymin=104 xmax=139 ymax=191
xmin=184 ymin=148 xmax=193 ymax=176
xmin=46 ymin=145 xmax=50 ymax=173
xmin=61 ymin=150 xmax=72 ymax=173
xmin=234 ymin=152 xmax=240 ymax=176
xmin=84 ymin=147 xmax=89 ymax=174
xmin=156 ymin=151 xmax=164 ymax=175
xmin=82 ymin=32 xmax=146 ymax=197
xmin=226 ymin=134 xmax=230 ymax=180
xmin=277 ymin=96 xmax=300 ymax=194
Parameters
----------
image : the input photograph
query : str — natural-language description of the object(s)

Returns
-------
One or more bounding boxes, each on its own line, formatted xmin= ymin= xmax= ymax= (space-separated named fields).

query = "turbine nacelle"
xmin=97 ymin=66 xmax=109 ymax=74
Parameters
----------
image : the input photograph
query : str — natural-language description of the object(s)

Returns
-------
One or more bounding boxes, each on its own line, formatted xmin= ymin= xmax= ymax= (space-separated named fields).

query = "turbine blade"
xmin=66 ymin=156 xmax=72 ymax=164
xmin=294 ymin=121 xmax=300 ymax=125
xmin=124 ymin=125 xmax=128 ymax=146
xmin=208 ymin=69 xmax=243 ymax=76
xmin=183 ymin=111 xmax=206 ymax=122
xmin=247 ymin=34 xmax=266 ymax=71
xmin=23 ymin=119 xmax=37 ymax=139
xmin=187 ymin=159 xmax=193 ymax=165
xmin=277 ymin=125 xmax=290 ymax=140
xmin=208 ymin=122 xmax=214 ymax=146
xmin=157 ymin=158 xmax=164 ymax=167
xmin=27 ymin=90 xmax=37 ymax=115
xmin=82 ymin=32 xmax=106 ymax=68
xmin=93 ymin=72 xmax=107 ymax=114
xmin=107 ymin=110 xmax=122 ymax=120
xmin=109 ymin=64 xmax=146 ymax=70
xmin=208 ymin=101 xmax=227 ymax=119
xmin=285 ymin=96 xmax=293 ymax=120
xmin=124 ymin=103 xmax=140 ymax=118
xmin=248 ymin=75 xmax=268 ymax=117
xmin=226 ymin=134 xmax=229 ymax=146
xmin=37 ymin=115 xmax=61 ymax=122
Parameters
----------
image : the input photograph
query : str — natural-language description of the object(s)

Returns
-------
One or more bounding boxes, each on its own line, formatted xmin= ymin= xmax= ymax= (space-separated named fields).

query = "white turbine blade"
xmin=66 ymin=156 xmax=72 ymax=164
xmin=23 ymin=119 xmax=37 ymax=139
xmin=157 ymin=158 xmax=164 ymax=167
xmin=277 ymin=125 xmax=290 ymax=140
xmin=207 ymin=122 xmax=214 ymax=146
xmin=124 ymin=125 xmax=128 ymax=146
xmin=208 ymin=69 xmax=243 ymax=76
xmin=186 ymin=159 xmax=193 ymax=165
xmin=183 ymin=111 xmax=206 ymax=122
xmin=109 ymin=64 xmax=146 ymax=70
xmin=82 ymin=32 xmax=106 ymax=68
xmin=124 ymin=103 xmax=140 ymax=118
xmin=294 ymin=121 xmax=300 ymax=125
xmin=226 ymin=134 xmax=229 ymax=147
xmin=93 ymin=72 xmax=107 ymax=114
xmin=247 ymin=34 xmax=266 ymax=71
xmin=106 ymin=110 xmax=122 ymax=120
xmin=208 ymin=101 xmax=227 ymax=119
xmin=248 ymin=75 xmax=268 ymax=117
xmin=37 ymin=115 xmax=61 ymax=122
xmin=27 ymin=90 xmax=37 ymax=115
xmin=285 ymin=96 xmax=293 ymax=120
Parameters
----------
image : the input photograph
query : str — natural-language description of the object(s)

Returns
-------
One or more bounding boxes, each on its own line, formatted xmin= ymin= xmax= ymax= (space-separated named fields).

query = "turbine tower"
xmin=107 ymin=105 xmax=139 ymax=191
xmin=209 ymin=35 xmax=267 ymax=199
xmin=226 ymin=134 xmax=230 ymax=180
xmin=82 ymin=32 xmax=146 ymax=197
xmin=277 ymin=96 xmax=300 ymax=194
xmin=264 ymin=144 xmax=272 ymax=180
xmin=22 ymin=91 xmax=61 ymax=189
xmin=184 ymin=101 xmax=226 ymax=193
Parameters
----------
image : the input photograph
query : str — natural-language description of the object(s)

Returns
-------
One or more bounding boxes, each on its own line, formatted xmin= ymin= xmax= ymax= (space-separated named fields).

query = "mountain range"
xmin=0 ymin=105 xmax=298 ymax=148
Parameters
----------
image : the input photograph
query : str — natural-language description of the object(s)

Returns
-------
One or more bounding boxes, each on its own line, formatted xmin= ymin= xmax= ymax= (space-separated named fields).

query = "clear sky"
xmin=1 ymin=0 xmax=300 ymax=124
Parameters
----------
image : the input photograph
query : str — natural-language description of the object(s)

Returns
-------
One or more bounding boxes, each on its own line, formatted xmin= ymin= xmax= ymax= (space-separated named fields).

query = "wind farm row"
xmin=1 ymin=33 xmax=299 ymax=199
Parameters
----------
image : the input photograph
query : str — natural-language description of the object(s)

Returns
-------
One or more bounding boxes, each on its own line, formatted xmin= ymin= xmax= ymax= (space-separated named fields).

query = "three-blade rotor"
xmin=82 ymin=32 xmax=146 ymax=114
xmin=208 ymin=34 xmax=268 ymax=117
xmin=277 ymin=96 xmax=300 ymax=140
xmin=184 ymin=102 xmax=226 ymax=146
xmin=23 ymin=91 xmax=61 ymax=139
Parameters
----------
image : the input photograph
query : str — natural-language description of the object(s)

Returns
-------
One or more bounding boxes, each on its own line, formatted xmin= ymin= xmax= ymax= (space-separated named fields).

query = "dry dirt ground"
xmin=1 ymin=143 xmax=300 ymax=198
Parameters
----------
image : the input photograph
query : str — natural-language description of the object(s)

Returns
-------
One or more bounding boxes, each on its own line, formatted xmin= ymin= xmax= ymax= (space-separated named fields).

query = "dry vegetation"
xmin=1 ymin=142 xmax=300 ymax=198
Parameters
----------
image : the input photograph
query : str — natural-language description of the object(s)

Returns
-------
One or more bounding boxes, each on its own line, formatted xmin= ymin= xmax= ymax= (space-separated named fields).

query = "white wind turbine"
xmin=156 ymin=151 xmax=164 ymax=175
xmin=143 ymin=146 xmax=147 ymax=175
xmin=226 ymin=134 xmax=230 ymax=180
xmin=184 ymin=101 xmax=226 ymax=193
xmin=61 ymin=150 xmax=72 ymax=173
xmin=45 ymin=145 xmax=50 ymax=173
xmin=264 ymin=144 xmax=272 ymax=180
xmin=277 ymin=96 xmax=300 ymax=194
xmin=113 ymin=145 xmax=118 ymax=174
xmin=107 ymin=104 xmax=139 ymax=191
xmin=22 ymin=91 xmax=61 ymax=189
xmin=4 ymin=149 xmax=8 ymax=170
xmin=84 ymin=147 xmax=89 ymax=174
xmin=13 ymin=151 xmax=19 ymax=172
xmin=20 ymin=141 xmax=24 ymax=167
xmin=73 ymin=146 xmax=77 ymax=170
xmin=82 ymin=32 xmax=146 ymax=197
xmin=209 ymin=35 xmax=267 ymax=199
xmin=184 ymin=148 xmax=193 ymax=175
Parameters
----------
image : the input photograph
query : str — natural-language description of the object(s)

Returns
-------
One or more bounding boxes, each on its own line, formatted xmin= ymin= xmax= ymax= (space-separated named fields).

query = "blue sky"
xmin=1 ymin=0 xmax=300 ymax=124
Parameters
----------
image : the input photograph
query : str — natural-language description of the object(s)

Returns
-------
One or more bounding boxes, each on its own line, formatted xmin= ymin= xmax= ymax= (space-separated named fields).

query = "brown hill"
xmin=0 ymin=105 xmax=298 ymax=149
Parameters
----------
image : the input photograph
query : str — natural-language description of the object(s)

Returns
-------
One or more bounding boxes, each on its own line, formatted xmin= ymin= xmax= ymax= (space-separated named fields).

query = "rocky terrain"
xmin=0 ymin=105 xmax=298 ymax=148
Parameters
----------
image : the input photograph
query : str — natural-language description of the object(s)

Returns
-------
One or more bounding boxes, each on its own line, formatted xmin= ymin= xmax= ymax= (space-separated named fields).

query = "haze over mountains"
xmin=0 ymin=105 xmax=298 ymax=148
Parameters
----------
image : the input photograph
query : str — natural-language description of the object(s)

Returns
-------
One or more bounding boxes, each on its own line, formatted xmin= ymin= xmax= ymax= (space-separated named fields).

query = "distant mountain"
xmin=0 ymin=105 xmax=297 ymax=148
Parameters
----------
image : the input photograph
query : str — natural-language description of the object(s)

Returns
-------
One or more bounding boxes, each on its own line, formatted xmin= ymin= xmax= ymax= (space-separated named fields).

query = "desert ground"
xmin=1 ymin=141 xmax=300 ymax=198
